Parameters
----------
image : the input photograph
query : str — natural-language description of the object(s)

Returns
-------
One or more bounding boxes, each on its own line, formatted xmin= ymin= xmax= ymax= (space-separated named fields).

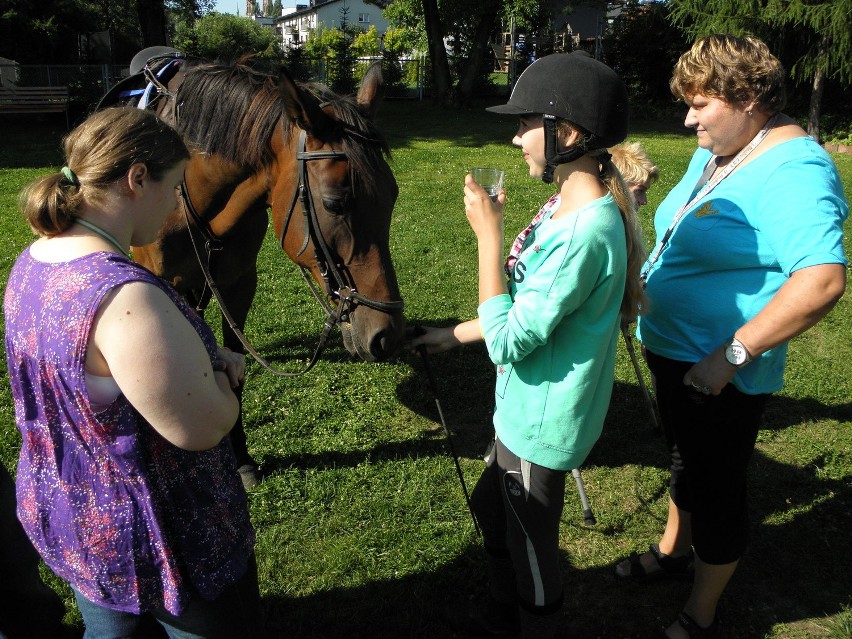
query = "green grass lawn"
xmin=0 ymin=103 xmax=850 ymax=638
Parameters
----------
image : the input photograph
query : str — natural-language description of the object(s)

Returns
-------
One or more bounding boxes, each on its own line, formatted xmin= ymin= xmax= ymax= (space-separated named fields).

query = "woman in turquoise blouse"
xmin=615 ymin=35 xmax=847 ymax=639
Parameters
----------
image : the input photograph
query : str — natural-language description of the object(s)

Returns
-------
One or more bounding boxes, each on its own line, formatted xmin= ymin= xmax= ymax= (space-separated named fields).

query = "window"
xmin=358 ymin=13 xmax=370 ymax=23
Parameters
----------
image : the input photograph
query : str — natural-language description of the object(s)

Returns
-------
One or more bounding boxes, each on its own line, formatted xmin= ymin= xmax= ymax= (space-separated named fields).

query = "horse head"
xmin=272 ymin=63 xmax=404 ymax=361
xmin=143 ymin=57 xmax=404 ymax=363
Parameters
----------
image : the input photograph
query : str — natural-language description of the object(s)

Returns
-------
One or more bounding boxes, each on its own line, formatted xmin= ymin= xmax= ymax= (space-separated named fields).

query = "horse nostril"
xmin=369 ymin=330 xmax=394 ymax=360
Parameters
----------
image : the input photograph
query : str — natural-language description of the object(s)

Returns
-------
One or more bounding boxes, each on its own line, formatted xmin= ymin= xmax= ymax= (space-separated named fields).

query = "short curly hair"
xmin=670 ymin=34 xmax=786 ymax=113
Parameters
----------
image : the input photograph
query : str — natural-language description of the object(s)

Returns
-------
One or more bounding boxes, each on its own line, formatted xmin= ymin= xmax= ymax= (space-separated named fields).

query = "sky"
xmin=212 ymin=0 xmax=298 ymax=16
xmin=212 ymin=0 xmax=241 ymax=15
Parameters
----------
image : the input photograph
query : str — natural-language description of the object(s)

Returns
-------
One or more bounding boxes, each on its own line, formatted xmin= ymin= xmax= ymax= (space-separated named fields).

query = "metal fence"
xmin=0 ymin=56 xmax=510 ymax=108
xmin=297 ymin=56 xmax=429 ymax=100
xmin=0 ymin=64 xmax=122 ymax=91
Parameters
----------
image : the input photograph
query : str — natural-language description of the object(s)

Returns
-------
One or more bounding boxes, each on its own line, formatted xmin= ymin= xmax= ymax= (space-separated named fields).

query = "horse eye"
xmin=322 ymin=197 xmax=351 ymax=215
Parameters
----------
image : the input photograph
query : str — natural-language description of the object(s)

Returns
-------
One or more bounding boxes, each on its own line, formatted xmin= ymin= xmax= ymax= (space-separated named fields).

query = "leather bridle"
xmin=180 ymin=126 xmax=404 ymax=377
xmin=279 ymin=129 xmax=404 ymax=318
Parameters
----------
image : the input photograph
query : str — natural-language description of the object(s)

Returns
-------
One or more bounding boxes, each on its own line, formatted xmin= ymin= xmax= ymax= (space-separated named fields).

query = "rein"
xmin=180 ymin=127 xmax=403 ymax=377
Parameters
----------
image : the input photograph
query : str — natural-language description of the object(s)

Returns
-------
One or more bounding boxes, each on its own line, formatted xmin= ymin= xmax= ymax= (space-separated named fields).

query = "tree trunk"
xmin=136 ymin=0 xmax=168 ymax=47
xmin=807 ymin=64 xmax=824 ymax=144
xmin=422 ymin=0 xmax=453 ymax=105
xmin=456 ymin=3 xmax=500 ymax=103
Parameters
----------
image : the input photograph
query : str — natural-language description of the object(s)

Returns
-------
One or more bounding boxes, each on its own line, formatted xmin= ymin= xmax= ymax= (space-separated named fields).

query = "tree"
xmin=454 ymin=0 xmax=502 ymax=102
xmin=142 ymin=0 xmax=217 ymax=49
xmin=352 ymin=25 xmax=382 ymax=56
xmin=383 ymin=0 xmax=506 ymax=105
xmin=0 ymin=0 xmax=154 ymax=64
xmin=173 ymin=12 xmax=283 ymax=60
xmin=380 ymin=26 xmax=418 ymax=95
xmin=304 ymin=26 xmax=358 ymax=93
xmin=138 ymin=0 xmax=168 ymax=45
xmin=606 ymin=1 xmax=689 ymax=107
xmin=667 ymin=0 xmax=852 ymax=142
xmin=421 ymin=0 xmax=455 ymax=103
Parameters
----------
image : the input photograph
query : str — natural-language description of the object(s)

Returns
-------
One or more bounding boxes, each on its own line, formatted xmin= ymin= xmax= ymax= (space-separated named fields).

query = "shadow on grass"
xmin=248 ymin=339 xmax=851 ymax=637
xmin=0 ymin=116 xmax=66 ymax=168
xmin=255 ymin=450 xmax=850 ymax=639
xmin=255 ymin=442 xmax=850 ymax=639
xmin=376 ymin=99 xmax=694 ymax=153
xmin=240 ymin=331 xmax=361 ymax=368
xmin=0 ymin=100 xmax=694 ymax=170
xmin=762 ymin=394 xmax=852 ymax=430
xmin=378 ymin=98 xmax=525 ymax=150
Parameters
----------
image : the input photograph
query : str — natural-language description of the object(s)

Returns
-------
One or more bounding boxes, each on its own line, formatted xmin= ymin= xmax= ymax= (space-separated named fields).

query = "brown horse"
xmin=111 ymin=55 xmax=405 ymax=485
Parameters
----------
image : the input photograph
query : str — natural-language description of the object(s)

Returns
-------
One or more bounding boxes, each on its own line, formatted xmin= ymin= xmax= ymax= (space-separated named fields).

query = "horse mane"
xmin=175 ymin=58 xmax=391 ymax=195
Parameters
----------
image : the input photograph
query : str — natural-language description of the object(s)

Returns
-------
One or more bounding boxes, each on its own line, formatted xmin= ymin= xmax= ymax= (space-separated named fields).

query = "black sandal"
xmin=661 ymin=611 xmax=719 ymax=638
xmin=615 ymin=543 xmax=694 ymax=582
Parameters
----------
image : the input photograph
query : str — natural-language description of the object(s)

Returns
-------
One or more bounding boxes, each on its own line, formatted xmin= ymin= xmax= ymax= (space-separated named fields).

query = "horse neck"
xmin=183 ymin=155 xmax=269 ymax=237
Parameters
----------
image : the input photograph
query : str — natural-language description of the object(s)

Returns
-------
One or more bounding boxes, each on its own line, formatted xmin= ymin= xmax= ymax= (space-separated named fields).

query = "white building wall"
xmin=277 ymin=0 xmax=389 ymax=48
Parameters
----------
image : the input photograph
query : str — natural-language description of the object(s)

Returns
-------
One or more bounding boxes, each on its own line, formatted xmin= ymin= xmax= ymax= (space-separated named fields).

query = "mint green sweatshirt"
xmin=478 ymin=193 xmax=626 ymax=471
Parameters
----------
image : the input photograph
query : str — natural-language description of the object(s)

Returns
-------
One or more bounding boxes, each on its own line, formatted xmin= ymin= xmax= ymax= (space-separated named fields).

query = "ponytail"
xmin=596 ymin=152 xmax=647 ymax=323
xmin=19 ymin=172 xmax=82 ymax=237
xmin=18 ymin=107 xmax=189 ymax=238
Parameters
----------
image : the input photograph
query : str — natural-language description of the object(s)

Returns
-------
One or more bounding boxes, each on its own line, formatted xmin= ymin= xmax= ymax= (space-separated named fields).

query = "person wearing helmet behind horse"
xmin=411 ymin=51 xmax=646 ymax=637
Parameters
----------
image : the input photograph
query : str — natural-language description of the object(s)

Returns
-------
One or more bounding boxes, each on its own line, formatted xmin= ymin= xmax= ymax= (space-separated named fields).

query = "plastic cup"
xmin=470 ymin=167 xmax=505 ymax=202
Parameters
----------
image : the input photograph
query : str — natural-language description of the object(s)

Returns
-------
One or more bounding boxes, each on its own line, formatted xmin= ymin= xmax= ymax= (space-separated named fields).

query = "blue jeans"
xmin=72 ymin=555 xmax=263 ymax=639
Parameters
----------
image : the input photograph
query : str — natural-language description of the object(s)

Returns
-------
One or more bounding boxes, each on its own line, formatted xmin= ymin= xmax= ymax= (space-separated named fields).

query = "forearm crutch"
xmin=620 ymin=324 xmax=660 ymax=432
xmin=571 ymin=468 xmax=596 ymax=525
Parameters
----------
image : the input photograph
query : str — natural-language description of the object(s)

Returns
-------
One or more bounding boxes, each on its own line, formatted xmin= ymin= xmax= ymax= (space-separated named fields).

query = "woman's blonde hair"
xmin=558 ymin=121 xmax=648 ymax=323
xmin=670 ymin=34 xmax=786 ymax=113
xmin=609 ymin=141 xmax=659 ymax=188
xmin=20 ymin=106 xmax=190 ymax=237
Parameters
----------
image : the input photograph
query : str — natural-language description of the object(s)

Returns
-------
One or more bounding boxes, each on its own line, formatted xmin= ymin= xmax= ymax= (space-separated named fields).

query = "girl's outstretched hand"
xmin=407 ymin=325 xmax=462 ymax=355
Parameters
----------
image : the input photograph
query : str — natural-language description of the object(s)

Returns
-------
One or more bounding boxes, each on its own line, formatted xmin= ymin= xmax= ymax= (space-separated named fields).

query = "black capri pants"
xmin=646 ymin=350 xmax=769 ymax=565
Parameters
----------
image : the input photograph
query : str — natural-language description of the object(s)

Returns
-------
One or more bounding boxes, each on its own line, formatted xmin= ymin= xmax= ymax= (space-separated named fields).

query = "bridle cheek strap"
xmin=286 ymin=129 xmax=405 ymax=318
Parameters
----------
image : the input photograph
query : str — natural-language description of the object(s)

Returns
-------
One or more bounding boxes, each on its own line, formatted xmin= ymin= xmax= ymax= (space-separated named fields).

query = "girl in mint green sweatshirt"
xmin=411 ymin=52 xmax=646 ymax=638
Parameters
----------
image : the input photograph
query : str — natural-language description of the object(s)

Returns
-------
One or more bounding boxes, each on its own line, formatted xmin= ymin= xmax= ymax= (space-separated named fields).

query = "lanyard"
xmin=640 ymin=114 xmax=778 ymax=284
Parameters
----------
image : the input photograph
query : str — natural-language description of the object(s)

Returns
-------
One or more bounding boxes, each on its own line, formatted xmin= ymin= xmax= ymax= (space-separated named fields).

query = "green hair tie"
xmin=61 ymin=166 xmax=79 ymax=186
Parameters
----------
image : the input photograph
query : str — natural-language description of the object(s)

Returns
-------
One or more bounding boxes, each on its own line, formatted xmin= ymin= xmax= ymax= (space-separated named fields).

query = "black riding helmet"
xmin=487 ymin=51 xmax=628 ymax=183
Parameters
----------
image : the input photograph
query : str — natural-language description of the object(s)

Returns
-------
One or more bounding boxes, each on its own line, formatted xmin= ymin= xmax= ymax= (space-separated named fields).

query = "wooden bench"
xmin=0 ymin=86 xmax=70 ymax=127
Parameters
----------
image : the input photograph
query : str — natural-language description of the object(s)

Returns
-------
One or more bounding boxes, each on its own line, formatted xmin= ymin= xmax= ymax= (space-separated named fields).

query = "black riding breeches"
xmin=470 ymin=436 xmax=566 ymax=609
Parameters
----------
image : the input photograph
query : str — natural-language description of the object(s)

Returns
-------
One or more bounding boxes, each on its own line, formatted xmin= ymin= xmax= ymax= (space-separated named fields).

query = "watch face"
xmin=727 ymin=343 xmax=748 ymax=366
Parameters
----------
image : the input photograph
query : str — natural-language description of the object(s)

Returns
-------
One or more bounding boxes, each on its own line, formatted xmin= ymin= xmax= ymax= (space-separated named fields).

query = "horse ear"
xmin=277 ymin=65 xmax=330 ymax=135
xmin=357 ymin=62 xmax=386 ymax=118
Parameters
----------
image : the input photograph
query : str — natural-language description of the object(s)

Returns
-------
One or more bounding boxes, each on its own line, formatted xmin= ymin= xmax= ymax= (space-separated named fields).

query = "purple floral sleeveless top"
xmin=4 ymin=249 xmax=255 ymax=615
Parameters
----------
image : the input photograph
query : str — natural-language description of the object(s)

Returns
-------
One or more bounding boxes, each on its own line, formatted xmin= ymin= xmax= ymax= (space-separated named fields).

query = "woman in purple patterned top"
xmin=4 ymin=107 xmax=262 ymax=638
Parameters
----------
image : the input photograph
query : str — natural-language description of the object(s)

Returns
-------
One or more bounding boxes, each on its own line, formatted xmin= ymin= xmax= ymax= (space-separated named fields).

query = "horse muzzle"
xmin=340 ymin=309 xmax=405 ymax=362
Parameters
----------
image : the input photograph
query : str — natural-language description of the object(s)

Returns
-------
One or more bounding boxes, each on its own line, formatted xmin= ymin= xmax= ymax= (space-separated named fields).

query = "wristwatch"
xmin=724 ymin=337 xmax=753 ymax=368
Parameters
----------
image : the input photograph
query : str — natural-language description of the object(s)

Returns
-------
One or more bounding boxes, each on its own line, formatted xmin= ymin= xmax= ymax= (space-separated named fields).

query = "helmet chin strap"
xmin=541 ymin=114 xmax=586 ymax=184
